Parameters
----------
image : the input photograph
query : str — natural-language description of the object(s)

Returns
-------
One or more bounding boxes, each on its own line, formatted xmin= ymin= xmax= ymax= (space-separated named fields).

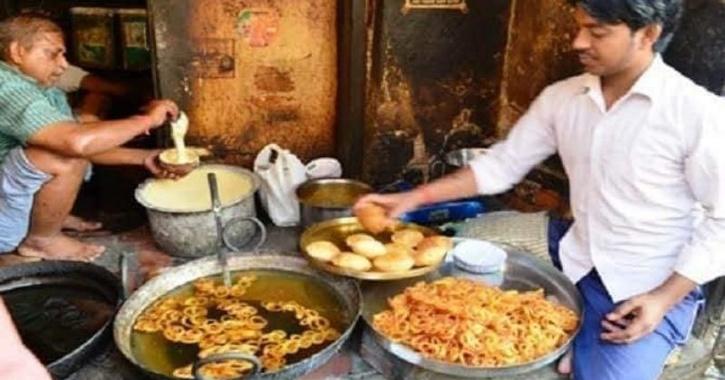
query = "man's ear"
xmin=7 ymin=41 xmax=25 ymax=65
xmin=640 ymin=23 xmax=663 ymax=51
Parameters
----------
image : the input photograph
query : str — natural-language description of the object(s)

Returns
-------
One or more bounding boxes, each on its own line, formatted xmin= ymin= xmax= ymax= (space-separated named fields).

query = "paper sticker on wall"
xmin=237 ymin=8 xmax=280 ymax=47
xmin=190 ymin=39 xmax=235 ymax=78
xmin=402 ymin=0 xmax=468 ymax=14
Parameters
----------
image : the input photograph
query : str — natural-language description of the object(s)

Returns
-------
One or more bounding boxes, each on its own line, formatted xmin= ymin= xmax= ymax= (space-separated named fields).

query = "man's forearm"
xmin=30 ymin=115 xmax=154 ymax=158
xmin=73 ymin=116 xmax=154 ymax=155
xmin=412 ymin=167 xmax=479 ymax=205
xmin=651 ymin=273 xmax=698 ymax=310
xmin=90 ymin=148 xmax=149 ymax=166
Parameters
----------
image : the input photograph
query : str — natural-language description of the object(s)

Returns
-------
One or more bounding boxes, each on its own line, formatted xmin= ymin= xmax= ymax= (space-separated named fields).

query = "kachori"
xmin=412 ymin=244 xmax=448 ymax=267
xmin=384 ymin=243 xmax=413 ymax=256
xmin=373 ymin=252 xmax=415 ymax=272
xmin=332 ymin=253 xmax=372 ymax=272
xmin=305 ymin=241 xmax=340 ymax=262
xmin=345 ymin=233 xmax=375 ymax=247
xmin=412 ymin=235 xmax=452 ymax=266
xmin=391 ymin=229 xmax=424 ymax=247
xmin=349 ymin=239 xmax=387 ymax=259
xmin=419 ymin=235 xmax=453 ymax=251
xmin=355 ymin=203 xmax=396 ymax=234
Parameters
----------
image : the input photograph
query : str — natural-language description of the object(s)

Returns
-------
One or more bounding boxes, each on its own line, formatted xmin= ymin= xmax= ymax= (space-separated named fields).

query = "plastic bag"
xmin=254 ymin=144 xmax=307 ymax=226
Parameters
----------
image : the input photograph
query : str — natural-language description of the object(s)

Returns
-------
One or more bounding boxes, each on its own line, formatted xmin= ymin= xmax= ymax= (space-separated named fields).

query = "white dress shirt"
xmin=470 ymin=56 xmax=725 ymax=302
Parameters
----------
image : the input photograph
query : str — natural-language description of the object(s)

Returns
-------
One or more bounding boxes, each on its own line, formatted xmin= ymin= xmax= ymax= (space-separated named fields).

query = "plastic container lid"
xmin=452 ymin=239 xmax=507 ymax=274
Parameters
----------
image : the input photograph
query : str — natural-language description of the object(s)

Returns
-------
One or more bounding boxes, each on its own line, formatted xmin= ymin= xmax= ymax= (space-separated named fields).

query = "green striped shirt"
xmin=0 ymin=61 xmax=74 ymax=164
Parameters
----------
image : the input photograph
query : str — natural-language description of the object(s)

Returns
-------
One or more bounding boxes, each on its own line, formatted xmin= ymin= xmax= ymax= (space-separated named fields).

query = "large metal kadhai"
xmin=114 ymin=254 xmax=361 ymax=379
xmin=361 ymin=245 xmax=583 ymax=378
xmin=0 ymin=261 xmax=122 ymax=379
xmin=299 ymin=217 xmax=447 ymax=281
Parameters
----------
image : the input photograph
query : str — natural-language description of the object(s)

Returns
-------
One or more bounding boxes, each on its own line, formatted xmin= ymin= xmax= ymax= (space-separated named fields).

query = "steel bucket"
xmin=296 ymin=178 xmax=372 ymax=229
xmin=135 ymin=165 xmax=266 ymax=258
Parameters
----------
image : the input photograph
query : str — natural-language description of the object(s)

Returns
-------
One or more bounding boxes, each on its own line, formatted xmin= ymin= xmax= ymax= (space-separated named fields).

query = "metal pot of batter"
xmin=135 ymin=164 xmax=266 ymax=258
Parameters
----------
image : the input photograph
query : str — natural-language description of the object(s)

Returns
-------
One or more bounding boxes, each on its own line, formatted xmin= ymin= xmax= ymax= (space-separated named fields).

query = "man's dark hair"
xmin=570 ymin=0 xmax=684 ymax=52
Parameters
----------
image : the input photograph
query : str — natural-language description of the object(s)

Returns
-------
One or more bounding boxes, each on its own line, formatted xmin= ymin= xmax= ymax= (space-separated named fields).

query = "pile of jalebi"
xmin=133 ymin=275 xmax=341 ymax=378
xmin=372 ymin=277 xmax=578 ymax=367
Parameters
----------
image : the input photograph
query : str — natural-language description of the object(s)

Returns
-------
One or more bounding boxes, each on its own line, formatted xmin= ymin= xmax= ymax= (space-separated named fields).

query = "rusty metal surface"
xmin=496 ymin=0 xmax=579 ymax=134
xmin=149 ymin=0 xmax=337 ymax=167
xmin=361 ymin=0 xmax=509 ymax=188
xmin=664 ymin=0 xmax=725 ymax=96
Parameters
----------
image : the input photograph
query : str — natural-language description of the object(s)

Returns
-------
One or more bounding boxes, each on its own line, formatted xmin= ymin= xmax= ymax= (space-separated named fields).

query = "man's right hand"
xmin=354 ymin=191 xmax=426 ymax=219
xmin=142 ymin=99 xmax=179 ymax=127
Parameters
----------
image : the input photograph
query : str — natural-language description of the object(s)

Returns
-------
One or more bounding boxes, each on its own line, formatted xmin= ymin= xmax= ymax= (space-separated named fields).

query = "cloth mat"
xmin=453 ymin=211 xmax=552 ymax=265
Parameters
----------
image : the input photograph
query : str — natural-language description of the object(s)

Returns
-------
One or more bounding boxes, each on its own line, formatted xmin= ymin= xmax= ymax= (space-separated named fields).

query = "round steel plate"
xmin=299 ymin=217 xmax=447 ymax=281
xmin=360 ymin=243 xmax=583 ymax=377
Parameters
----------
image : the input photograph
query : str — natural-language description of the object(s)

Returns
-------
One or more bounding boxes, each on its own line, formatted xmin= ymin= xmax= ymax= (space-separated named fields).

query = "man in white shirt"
xmin=357 ymin=0 xmax=725 ymax=378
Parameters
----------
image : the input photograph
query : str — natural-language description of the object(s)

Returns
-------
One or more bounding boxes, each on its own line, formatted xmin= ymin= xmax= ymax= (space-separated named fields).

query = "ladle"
xmin=207 ymin=173 xmax=232 ymax=287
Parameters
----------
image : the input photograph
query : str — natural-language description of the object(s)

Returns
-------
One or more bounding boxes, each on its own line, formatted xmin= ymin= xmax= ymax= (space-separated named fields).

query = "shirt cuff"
xmin=674 ymin=243 xmax=719 ymax=285
xmin=468 ymin=152 xmax=517 ymax=195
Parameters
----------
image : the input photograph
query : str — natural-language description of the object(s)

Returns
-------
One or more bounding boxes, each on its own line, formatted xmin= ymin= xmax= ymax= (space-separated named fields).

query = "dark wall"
xmin=664 ymin=0 xmax=725 ymax=95
xmin=361 ymin=0 xmax=510 ymax=188
xmin=358 ymin=0 xmax=723 ymax=214
xmin=1 ymin=0 xmax=145 ymax=26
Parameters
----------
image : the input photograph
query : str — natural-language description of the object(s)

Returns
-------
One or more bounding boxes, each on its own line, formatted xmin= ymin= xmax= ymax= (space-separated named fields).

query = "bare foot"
xmin=62 ymin=215 xmax=103 ymax=232
xmin=17 ymin=234 xmax=105 ymax=262
xmin=558 ymin=349 xmax=572 ymax=375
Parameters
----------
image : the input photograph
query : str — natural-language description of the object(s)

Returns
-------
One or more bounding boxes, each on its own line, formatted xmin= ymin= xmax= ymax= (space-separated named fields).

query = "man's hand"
xmin=602 ymin=273 xmax=697 ymax=344
xmin=142 ymin=100 xmax=179 ymax=127
xmin=601 ymin=292 xmax=670 ymax=344
xmin=143 ymin=150 xmax=192 ymax=179
xmin=354 ymin=191 xmax=425 ymax=219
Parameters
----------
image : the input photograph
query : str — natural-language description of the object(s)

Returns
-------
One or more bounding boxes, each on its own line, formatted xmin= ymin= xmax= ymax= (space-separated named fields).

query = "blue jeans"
xmin=0 ymin=148 xmax=50 ymax=252
xmin=547 ymin=218 xmax=703 ymax=380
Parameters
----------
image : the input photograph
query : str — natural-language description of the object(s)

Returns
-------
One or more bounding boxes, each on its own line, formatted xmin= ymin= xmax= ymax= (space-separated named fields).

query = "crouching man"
xmin=0 ymin=15 xmax=181 ymax=261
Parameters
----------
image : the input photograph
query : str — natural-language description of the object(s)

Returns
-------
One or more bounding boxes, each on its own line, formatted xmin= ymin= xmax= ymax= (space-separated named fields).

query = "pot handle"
xmin=119 ymin=251 xmax=133 ymax=300
xmin=192 ymin=352 xmax=261 ymax=380
xmin=221 ymin=217 xmax=267 ymax=252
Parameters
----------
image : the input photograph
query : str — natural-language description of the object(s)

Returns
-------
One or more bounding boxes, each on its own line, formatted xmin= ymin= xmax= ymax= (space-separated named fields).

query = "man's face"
xmin=12 ymin=32 xmax=68 ymax=87
xmin=571 ymin=6 xmax=649 ymax=77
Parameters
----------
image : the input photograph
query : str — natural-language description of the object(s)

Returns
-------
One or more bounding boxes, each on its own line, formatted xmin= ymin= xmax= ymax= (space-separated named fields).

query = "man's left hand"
xmin=601 ymin=291 xmax=670 ymax=344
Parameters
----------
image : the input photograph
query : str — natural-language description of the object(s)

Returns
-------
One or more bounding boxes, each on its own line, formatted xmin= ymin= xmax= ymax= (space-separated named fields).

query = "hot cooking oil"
xmin=130 ymin=269 xmax=349 ymax=377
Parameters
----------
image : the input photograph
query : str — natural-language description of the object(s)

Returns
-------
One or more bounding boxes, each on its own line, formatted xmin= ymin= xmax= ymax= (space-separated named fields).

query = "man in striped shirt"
xmin=0 ymin=15 xmax=182 ymax=261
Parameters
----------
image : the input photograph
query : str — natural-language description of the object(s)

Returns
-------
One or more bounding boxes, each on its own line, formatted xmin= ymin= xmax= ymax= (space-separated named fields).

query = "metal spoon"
xmin=207 ymin=173 xmax=231 ymax=287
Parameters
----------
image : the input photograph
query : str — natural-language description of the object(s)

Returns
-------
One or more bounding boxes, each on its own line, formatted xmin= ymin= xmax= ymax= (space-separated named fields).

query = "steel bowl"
xmin=296 ymin=178 xmax=372 ymax=229
xmin=299 ymin=217 xmax=448 ymax=281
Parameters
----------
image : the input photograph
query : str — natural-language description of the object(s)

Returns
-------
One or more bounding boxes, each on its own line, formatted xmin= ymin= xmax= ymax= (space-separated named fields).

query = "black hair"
xmin=570 ymin=0 xmax=684 ymax=52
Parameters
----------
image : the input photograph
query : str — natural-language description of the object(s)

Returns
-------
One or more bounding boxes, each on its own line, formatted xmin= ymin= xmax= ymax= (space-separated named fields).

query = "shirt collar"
xmin=0 ymin=60 xmax=43 ymax=86
xmin=629 ymin=55 xmax=664 ymax=99
xmin=581 ymin=54 xmax=665 ymax=101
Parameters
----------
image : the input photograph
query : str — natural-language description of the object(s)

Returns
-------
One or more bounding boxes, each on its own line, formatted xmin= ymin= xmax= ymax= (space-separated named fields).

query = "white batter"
xmin=139 ymin=167 xmax=254 ymax=212
xmin=169 ymin=112 xmax=193 ymax=164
